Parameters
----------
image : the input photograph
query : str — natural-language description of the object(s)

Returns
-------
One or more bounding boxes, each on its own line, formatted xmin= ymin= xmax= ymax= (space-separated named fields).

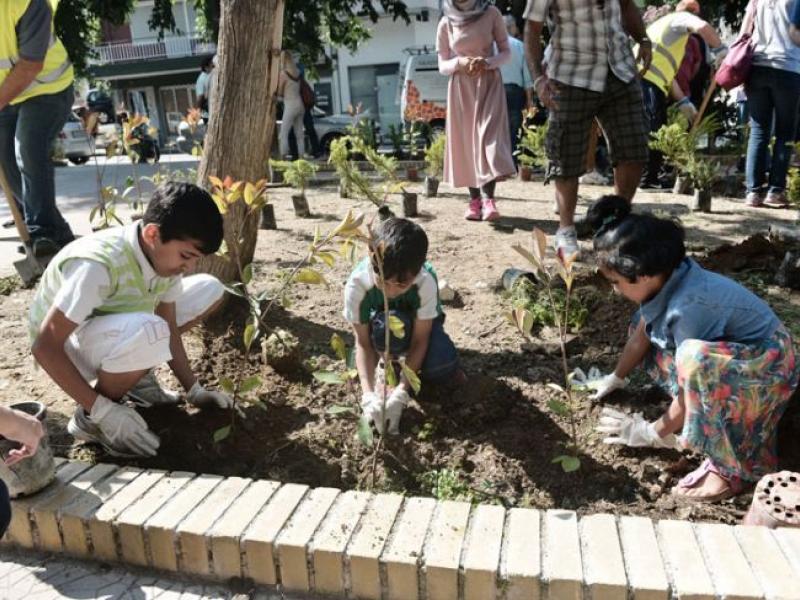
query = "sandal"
xmin=671 ymin=458 xmax=746 ymax=503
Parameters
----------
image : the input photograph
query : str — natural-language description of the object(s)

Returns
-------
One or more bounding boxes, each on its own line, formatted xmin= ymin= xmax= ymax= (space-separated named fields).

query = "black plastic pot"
xmin=291 ymin=194 xmax=310 ymax=218
xmin=260 ymin=204 xmax=277 ymax=230
xmin=424 ymin=176 xmax=439 ymax=198
xmin=692 ymin=188 xmax=712 ymax=212
xmin=402 ymin=191 xmax=418 ymax=217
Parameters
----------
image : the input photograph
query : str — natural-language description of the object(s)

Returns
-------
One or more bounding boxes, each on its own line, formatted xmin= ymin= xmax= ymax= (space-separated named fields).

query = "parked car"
xmin=313 ymin=108 xmax=378 ymax=153
xmin=400 ymin=48 xmax=447 ymax=133
xmin=86 ymin=88 xmax=115 ymax=124
xmin=58 ymin=112 xmax=95 ymax=165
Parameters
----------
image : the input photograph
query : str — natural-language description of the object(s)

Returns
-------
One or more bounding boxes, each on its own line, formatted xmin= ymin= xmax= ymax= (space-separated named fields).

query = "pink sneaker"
xmin=465 ymin=198 xmax=482 ymax=220
xmin=745 ymin=191 xmax=764 ymax=207
xmin=481 ymin=198 xmax=500 ymax=221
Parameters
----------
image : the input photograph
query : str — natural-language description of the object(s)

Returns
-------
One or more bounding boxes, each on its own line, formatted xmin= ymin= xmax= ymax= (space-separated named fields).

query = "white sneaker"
xmin=68 ymin=407 xmax=140 ymax=457
xmin=579 ymin=170 xmax=609 ymax=185
xmin=554 ymin=226 xmax=580 ymax=260
xmin=126 ymin=371 xmax=181 ymax=407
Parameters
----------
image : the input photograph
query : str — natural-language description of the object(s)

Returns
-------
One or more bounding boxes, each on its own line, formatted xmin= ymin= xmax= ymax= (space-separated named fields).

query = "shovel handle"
xmin=690 ymin=74 xmax=718 ymax=134
xmin=0 ymin=162 xmax=29 ymax=244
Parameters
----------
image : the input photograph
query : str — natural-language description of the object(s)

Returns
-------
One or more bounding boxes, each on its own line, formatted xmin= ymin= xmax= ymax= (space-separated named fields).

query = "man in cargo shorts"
xmin=523 ymin=0 xmax=651 ymax=258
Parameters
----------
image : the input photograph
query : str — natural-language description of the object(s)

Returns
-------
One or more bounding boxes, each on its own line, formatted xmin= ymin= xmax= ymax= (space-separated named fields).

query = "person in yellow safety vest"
xmin=0 ymin=0 xmax=75 ymax=258
xmin=638 ymin=0 xmax=727 ymax=190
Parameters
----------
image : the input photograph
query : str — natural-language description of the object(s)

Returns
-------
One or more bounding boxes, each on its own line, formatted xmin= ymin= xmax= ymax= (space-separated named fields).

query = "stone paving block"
xmin=116 ymin=471 xmax=195 ymax=567
xmin=176 ymin=476 xmax=251 ymax=576
xmin=773 ymin=527 xmax=800 ymax=576
xmin=242 ymin=483 xmax=309 ymax=585
xmin=210 ymin=479 xmax=280 ymax=580
xmin=543 ymin=510 xmax=582 ymax=600
xmin=5 ymin=460 xmax=93 ymax=549
xmin=735 ymin=525 xmax=800 ymax=600
xmin=145 ymin=474 xmax=224 ymax=572
xmin=311 ymin=490 xmax=370 ymax=595
xmin=29 ymin=462 xmax=119 ymax=553
xmin=694 ymin=523 xmax=763 ymax=600
xmin=58 ymin=466 xmax=143 ymax=558
xmin=502 ymin=508 xmax=541 ymax=600
xmin=462 ymin=504 xmax=505 ymax=600
xmin=275 ymin=486 xmax=339 ymax=592
xmin=423 ymin=500 xmax=471 ymax=600
xmin=382 ymin=496 xmax=437 ymax=600
xmin=618 ymin=516 xmax=669 ymax=600
xmin=347 ymin=493 xmax=403 ymax=600
xmin=580 ymin=514 xmax=627 ymax=600
xmin=89 ymin=469 xmax=167 ymax=562
xmin=657 ymin=520 xmax=715 ymax=600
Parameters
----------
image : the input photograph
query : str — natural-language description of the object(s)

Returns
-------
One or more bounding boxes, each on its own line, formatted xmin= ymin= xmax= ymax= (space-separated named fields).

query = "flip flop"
xmin=671 ymin=458 xmax=746 ymax=503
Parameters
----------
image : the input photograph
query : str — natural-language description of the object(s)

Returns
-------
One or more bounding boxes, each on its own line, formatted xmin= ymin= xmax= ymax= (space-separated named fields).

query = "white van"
xmin=400 ymin=48 xmax=448 ymax=131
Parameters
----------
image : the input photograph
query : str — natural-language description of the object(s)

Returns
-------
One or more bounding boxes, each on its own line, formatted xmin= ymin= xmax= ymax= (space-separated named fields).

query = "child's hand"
xmin=2 ymin=409 xmax=44 ymax=466
xmin=187 ymin=382 xmax=232 ymax=409
xmin=89 ymin=395 xmax=160 ymax=457
xmin=385 ymin=387 xmax=410 ymax=435
xmin=360 ymin=391 xmax=383 ymax=431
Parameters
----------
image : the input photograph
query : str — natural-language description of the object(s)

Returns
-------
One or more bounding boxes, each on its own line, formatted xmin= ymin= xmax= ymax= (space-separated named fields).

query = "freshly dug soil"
xmin=2 ymin=181 xmax=799 ymax=524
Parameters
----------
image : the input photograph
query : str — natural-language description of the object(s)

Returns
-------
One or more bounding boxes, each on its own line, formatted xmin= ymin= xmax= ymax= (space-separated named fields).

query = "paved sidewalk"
xmin=0 ymin=154 xmax=198 ymax=278
xmin=0 ymin=547 xmax=312 ymax=599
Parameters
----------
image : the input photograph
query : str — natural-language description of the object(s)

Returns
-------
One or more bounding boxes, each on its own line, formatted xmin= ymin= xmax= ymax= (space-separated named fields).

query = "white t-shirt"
xmin=53 ymin=224 xmax=183 ymax=326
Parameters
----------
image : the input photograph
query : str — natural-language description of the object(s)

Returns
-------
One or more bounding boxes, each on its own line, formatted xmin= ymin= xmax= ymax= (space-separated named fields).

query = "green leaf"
xmin=346 ymin=347 xmax=356 ymax=369
xmin=327 ymin=405 xmax=354 ymax=415
xmin=388 ymin=315 xmax=405 ymax=340
xmin=386 ymin=364 xmax=398 ymax=387
xmin=243 ymin=324 xmax=257 ymax=352
xmin=357 ymin=415 xmax=374 ymax=447
xmin=401 ymin=363 xmax=421 ymax=395
xmin=219 ymin=377 xmax=235 ymax=394
xmin=331 ymin=333 xmax=347 ymax=361
xmin=294 ymin=268 xmax=327 ymax=285
xmin=242 ymin=263 xmax=253 ymax=285
xmin=224 ymin=283 xmax=245 ymax=298
xmin=316 ymin=251 xmax=335 ymax=267
xmin=553 ymin=455 xmax=581 ymax=472
xmin=239 ymin=375 xmax=261 ymax=394
xmin=213 ymin=425 xmax=231 ymax=443
xmin=313 ymin=370 xmax=345 ymax=384
xmin=547 ymin=398 xmax=569 ymax=416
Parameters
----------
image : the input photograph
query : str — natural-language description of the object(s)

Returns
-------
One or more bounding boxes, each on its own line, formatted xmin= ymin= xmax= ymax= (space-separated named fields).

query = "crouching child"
xmin=343 ymin=217 xmax=461 ymax=435
xmin=29 ymin=182 xmax=232 ymax=458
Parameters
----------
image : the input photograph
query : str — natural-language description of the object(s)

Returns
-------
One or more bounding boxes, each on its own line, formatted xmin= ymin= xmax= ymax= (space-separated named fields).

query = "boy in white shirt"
xmin=29 ymin=182 xmax=231 ymax=457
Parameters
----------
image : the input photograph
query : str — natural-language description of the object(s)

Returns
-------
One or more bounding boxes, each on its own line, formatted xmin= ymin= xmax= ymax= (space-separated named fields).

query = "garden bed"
xmin=4 ymin=182 xmax=800 ymax=526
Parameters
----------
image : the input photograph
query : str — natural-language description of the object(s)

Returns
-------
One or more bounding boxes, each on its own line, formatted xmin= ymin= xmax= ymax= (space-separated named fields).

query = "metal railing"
xmin=91 ymin=36 xmax=216 ymax=65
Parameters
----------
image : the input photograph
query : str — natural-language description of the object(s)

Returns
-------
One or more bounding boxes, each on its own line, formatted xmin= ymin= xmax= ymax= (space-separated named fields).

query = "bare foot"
xmin=672 ymin=470 xmax=732 ymax=501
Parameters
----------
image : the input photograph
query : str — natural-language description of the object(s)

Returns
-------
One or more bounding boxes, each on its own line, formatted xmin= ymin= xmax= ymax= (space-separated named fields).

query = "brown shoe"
xmin=763 ymin=191 xmax=789 ymax=208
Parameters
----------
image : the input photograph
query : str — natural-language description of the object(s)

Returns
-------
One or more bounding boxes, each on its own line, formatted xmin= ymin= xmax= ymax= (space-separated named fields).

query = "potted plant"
xmin=269 ymin=158 xmax=319 ymax=217
xmin=387 ymin=124 xmax=405 ymax=159
xmin=424 ymin=133 xmax=445 ymax=197
xmin=514 ymin=117 xmax=548 ymax=181
xmin=403 ymin=122 xmax=426 ymax=181
xmin=686 ymin=156 xmax=717 ymax=212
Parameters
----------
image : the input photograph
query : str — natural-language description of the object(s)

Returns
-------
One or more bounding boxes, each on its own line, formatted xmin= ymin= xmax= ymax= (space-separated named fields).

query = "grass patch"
xmin=0 ymin=275 xmax=21 ymax=296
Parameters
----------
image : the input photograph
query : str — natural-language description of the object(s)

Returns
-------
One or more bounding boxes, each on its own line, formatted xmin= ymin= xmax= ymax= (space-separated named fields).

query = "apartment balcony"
xmin=91 ymin=35 xmax=216 ymax=65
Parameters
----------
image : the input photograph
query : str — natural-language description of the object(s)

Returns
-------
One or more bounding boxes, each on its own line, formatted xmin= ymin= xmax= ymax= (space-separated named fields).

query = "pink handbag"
xmin=715 ymin=0 xmax=758 ymax=90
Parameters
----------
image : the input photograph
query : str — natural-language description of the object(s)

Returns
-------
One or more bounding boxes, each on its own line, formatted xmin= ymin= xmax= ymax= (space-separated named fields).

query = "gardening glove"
xmin=570 ymin=366 xmax=605 ymax=390
xmin=676 ymin=97 xmax=698 ymax=122
xmin=187 ymin=381 xmax=233 ymax=409
xmin=589 ymin=372 xmax=626 ymax=401
xmin=596 ymin=407 xmax=678 ymax=449
xmin=361 ymin=391 xmax=383 ymax=431
xmin=710 ymin=44 xmax=728 ymax=68
xmin=384 ymin=387 xmax=410 ymax=435
xmin=90 ymin=395 xmax=160 ymax=457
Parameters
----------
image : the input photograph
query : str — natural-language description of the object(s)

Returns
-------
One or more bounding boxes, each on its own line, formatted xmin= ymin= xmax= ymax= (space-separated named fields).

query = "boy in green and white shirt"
xmin=343 ymin=217 xmax=459 ymax=434
xmin=29 ymin=182 xmax=231 ymax=457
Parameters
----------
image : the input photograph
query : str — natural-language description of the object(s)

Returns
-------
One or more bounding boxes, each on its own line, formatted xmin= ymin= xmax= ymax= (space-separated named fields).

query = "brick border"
xmin=3 ymin=459 xmax=800 ymax=599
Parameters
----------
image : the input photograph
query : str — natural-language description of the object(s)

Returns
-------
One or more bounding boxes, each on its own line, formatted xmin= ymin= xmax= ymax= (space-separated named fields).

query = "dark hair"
xmin=586 ymin=195 xmax=685 ymax=281
xmin=201 ymin=56 xmax=214 ymax=71
xmin=372 ymin=217 xmax=428 ymax=282
xmin=143 ymin=182 xmax=223 ymax=254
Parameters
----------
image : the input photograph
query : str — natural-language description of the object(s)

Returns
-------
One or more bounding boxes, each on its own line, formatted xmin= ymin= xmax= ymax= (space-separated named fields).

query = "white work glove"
xmin=596 ymin=407 xmax=678 ymax=449
xmin=187 ymin=381 xmax=233 ymax=409
xmin=572 ymin=367 xmax=625 ymax=400
xmin=710 ymin=44 xmax=728 ymax=68
xmin=676 ymin=97 xmax=698 ymax=122
xmin=90 ymin=395 xmax=160 ymax=457
xmin=361 ymin=388 xmax=409 ymax=435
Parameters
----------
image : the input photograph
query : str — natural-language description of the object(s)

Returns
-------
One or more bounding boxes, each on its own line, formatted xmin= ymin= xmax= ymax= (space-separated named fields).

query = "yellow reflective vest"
xmin=0 ymin=0 xmax=73 ymax=104
xmin=639 ymin=12 xmax=692 ymax=96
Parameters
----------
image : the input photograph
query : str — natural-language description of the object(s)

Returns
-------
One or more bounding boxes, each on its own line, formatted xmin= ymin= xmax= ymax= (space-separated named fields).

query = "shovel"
xmin=690 ymin=75 xmax=717 ymax=133
xmin=0 ymin=163 xmax=43 ymax=286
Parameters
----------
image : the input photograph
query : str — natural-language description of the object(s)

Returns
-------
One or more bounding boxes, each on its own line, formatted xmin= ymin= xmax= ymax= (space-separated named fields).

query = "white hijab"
xmin=442 ymin=0 xmax=492 ymax=25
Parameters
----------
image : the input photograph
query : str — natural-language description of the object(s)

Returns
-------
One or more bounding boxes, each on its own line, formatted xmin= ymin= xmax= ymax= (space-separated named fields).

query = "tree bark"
xmin=197 ymin=0 xmax=284 ymax=282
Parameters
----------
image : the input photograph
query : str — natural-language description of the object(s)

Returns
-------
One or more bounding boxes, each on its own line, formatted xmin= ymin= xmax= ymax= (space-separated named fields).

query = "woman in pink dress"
xmin=437 ymin=0 xmax=516 ymax=222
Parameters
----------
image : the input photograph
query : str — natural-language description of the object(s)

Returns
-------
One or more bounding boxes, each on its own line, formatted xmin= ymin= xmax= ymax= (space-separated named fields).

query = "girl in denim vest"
xmin=586 ymin=195 xmax=799 ymax=502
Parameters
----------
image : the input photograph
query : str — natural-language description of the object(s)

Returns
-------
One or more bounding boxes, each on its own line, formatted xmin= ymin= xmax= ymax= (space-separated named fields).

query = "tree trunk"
xmin=196 ymin=0 xmax=284 ymax=282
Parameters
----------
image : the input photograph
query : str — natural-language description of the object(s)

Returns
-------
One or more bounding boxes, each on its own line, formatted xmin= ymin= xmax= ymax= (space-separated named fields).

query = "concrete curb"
xmin=3 ymin=459 xmax=800 ymax=599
